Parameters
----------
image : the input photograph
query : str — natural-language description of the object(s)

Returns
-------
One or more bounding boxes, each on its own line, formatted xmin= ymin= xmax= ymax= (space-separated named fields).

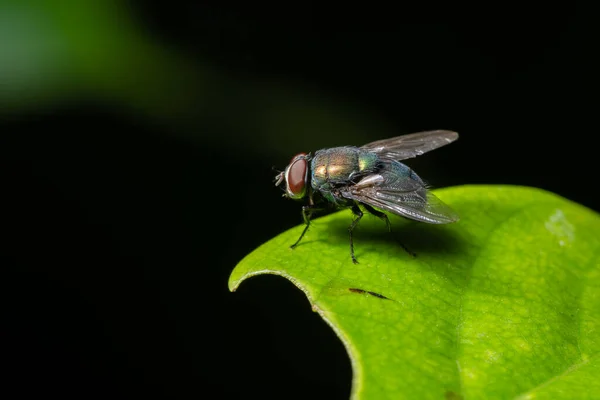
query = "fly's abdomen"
xmin=387 ymin=159 xmax=425 ymax=183
xmin=384 ymin=160 xmax=428 ymax=203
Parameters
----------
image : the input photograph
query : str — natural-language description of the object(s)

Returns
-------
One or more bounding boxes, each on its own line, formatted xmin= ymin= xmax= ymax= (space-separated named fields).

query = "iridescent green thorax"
xmin=358 ymin=152 xmax=378 ymax=172
xmin=310 ymin=147 xmax=379 ymax=203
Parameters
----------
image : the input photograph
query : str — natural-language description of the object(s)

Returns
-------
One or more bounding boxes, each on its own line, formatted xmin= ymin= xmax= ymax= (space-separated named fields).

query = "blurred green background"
xmin=1 ymin=2 xmax=597 ymax=399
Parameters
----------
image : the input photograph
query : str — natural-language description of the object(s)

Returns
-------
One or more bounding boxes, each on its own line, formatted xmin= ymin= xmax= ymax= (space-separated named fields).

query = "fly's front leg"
xmin=348 ymin=204 xmax=364 ymax=264
xmin=290 ymin=205 xmax=321 ymax=249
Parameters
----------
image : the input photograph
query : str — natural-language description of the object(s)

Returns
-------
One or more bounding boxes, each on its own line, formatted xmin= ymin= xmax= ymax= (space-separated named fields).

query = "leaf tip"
xmin=227 ymin=271 xmax=244 ymax=293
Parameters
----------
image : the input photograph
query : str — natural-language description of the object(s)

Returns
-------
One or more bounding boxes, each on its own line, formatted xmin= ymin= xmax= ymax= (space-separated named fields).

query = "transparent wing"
xmin=339 ymin=171 xmax=459 ymax=224
xmin=360 ymin=130 xmax=459 ymax=161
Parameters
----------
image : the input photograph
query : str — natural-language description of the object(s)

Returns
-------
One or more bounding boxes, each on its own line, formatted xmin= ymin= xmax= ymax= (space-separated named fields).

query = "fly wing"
xmin=339 ymin=170 xmax=459 ymax=224
xmin=360 ymin=130 xmax=458 ymax=161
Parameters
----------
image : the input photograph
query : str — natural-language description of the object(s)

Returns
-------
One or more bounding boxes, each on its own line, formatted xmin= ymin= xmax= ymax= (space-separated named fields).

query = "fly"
xmin=274 ymin=130 xmax=460 ymax=263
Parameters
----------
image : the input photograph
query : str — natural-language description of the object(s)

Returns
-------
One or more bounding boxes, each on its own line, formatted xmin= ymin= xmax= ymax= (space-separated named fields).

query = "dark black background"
xmin=1 ymin=2 xmax=597 ymax=399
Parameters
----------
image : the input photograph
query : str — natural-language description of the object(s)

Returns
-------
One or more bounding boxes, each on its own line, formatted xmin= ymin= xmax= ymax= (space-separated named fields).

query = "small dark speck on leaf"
xmin=349 ymin=288 xmax=366 ymax=294
xmin=349 ymin=288 xmax=389 ymax=300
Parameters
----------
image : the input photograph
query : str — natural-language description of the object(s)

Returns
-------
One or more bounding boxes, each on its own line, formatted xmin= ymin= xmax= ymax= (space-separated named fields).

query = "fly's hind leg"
xmin=363 ymin=204 xmax=391 ymax=232
xmin=362 ymin=204 xmax=416 ymax=258
xmin=290 ymin=205 xmax=322 ymax=249
xmin=348 ymin=204 xmax=364 ymax=264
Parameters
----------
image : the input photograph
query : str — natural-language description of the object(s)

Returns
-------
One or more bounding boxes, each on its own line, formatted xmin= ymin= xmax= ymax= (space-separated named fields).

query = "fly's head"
xmin=274 ymin=152 xmax=310 ymax=200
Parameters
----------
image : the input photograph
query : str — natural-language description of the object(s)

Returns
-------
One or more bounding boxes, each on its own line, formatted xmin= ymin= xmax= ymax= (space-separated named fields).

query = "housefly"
xmin=275 ymin=130 xmax=460 ymax=264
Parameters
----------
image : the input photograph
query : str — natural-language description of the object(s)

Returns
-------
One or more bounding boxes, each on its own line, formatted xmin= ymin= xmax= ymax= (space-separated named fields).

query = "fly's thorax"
xmin=357 ymin=151 xmax=379 ymax=172
xmin=311 ymin=147 xmax=361 ymax=187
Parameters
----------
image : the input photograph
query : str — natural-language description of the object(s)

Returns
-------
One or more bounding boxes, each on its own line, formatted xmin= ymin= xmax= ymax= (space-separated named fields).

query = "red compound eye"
xmin=286 ymin=153 xmax=308 ymax=198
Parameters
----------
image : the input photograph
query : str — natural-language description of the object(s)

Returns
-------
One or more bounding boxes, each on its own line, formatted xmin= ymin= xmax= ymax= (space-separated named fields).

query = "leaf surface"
xmin=230 ymin=185 xmax=600 ymax=399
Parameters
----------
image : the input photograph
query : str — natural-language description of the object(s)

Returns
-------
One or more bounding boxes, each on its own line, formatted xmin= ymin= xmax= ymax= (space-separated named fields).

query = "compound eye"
xmin=286 ymin=153 xmax=308 ymax=199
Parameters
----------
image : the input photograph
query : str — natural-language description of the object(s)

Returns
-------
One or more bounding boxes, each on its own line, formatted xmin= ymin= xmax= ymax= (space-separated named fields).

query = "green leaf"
xmin=229 ymin=185 xmax=600 ymax=400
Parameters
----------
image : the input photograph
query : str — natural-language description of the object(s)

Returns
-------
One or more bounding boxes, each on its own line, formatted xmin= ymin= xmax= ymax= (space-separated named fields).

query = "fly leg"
xmin=290 ymin=205 xmax=322 ymax=249
xmin=363 ymin=204 xmax=416 ymax=258
xmin=349 ymin=204 xmax=364 ymax=264
xmin=363 ymin=204 xmax=391 ymax=232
